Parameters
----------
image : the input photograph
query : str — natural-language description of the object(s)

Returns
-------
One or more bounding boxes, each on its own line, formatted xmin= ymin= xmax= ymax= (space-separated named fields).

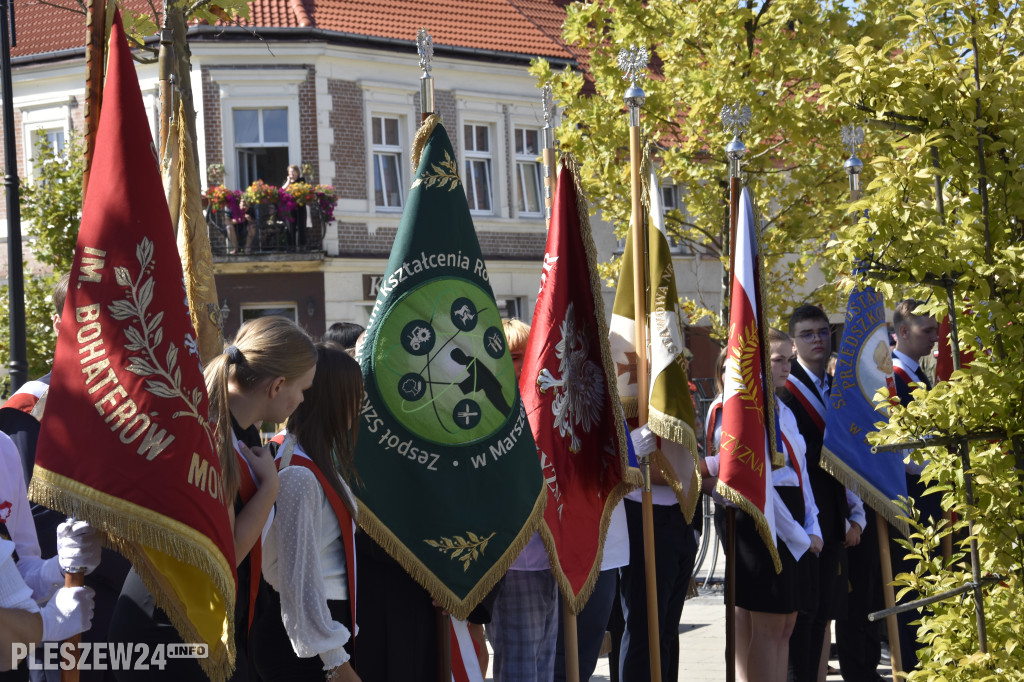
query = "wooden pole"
xmin=876 ymin=515 xmax=903 ymax=677
xmin=562 ymin=595 xmax=580 ymax=682
xmin=413 ymin=29 xmax=451 ymax=682
xmin=722 ymin=169 xmax=743 ymax=682
xmin=725 ymin=507 xmax=736 ymax=682
xmin=63 ymin=1 xmax=107 ymax=677
xmin=82 ymin=0 xmax=107 ymax=197
xmin=629 ymin=121 xmax=662 ymax=682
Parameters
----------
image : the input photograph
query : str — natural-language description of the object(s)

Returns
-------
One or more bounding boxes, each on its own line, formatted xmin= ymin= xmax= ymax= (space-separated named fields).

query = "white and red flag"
xmin=520 ymin=158 xmax=640 ymax=611
xmin=715 ymin=186 xmax=781 ymax=571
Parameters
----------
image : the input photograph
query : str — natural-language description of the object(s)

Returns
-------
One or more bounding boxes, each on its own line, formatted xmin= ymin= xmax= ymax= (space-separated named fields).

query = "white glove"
xmin=40 ymin=585 xmax=95 ymax=642
xmin=57 ymin=520 xmax=102 ymax=575
xmin=630 ymin=425 xmax=657 ymax=458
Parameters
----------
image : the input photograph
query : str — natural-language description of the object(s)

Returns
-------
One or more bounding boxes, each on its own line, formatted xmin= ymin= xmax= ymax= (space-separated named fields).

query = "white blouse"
xmin=262 ymin=462 xmax=354 ymax=669
xmin=774 ymin=401 xmax=821 ymax=560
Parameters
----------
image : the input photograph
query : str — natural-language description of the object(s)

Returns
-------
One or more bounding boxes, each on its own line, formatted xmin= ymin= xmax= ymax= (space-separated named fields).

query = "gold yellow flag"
xmin=608 ymin=161 xmax=700 ymax=521
xmin=166 ymin=102 xmax=223 ymax=363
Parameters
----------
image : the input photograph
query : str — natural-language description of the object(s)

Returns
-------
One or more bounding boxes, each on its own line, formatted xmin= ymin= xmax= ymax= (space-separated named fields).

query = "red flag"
xmin=935 ymin=314 xmax=974 ymax=382
xmin=28 ymin=12 xmax=236 ymax=681
xmin=520 ymin=159 xmax=640 ymax=611
xmin=715 ymin=186 xmax=781 ymax=571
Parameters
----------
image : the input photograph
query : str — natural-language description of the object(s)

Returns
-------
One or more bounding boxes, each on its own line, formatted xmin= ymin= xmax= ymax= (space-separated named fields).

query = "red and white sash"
xmin=1 ymin=380 xmax=49 ymax=421
xmin=705 ymin=395 xmax=723 ymax=455
xmin=778 ymin=430 xmax=805 ymax=501
xmin=892 ymin=355 xmax=926 ymax=389
xmin=450 ymin=616 xmax=484 ymax=682
xmin=234 ymin=440 xmax=264 ymax=634
xmin=270 ymin=433 xmax=358 ymax=644
xmin=785 ymin=369 xmax=827 ymax=436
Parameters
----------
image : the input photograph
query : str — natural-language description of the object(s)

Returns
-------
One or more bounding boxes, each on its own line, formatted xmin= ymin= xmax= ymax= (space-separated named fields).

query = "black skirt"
xmin=250 ymin=584 xmax=353 ymax=681
xmin=715 ymin=486 xmax=804 ymax=614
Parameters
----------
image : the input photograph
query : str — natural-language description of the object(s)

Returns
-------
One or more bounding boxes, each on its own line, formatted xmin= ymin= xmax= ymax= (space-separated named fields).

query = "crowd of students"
xmin=704 ymin=302 xmax=940 ymax=682
xmin=0 ymin=273 xmax=940 ymax=682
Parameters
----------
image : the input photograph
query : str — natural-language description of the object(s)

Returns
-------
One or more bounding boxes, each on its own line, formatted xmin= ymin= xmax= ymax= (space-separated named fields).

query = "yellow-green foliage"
xmin=823 ymin=1 xmax=1024 ymax=678
xmin=532 ymin=0 xmax=865 ymax=326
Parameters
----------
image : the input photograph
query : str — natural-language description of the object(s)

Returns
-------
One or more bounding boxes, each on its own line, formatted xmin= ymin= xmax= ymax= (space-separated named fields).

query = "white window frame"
xmin=455 ymin=94 xmax=507 ymax=220
xmin=660 ymin=183 xmax=696 ymax=256
xmin=463 ymin=122 xmax=495 ymax=215
xmin=232 ymin=107 xmax=291 ymax=188
xmin=19 ymin=98 xmax=73 ymax=180
xmin=210 ymin=69 xmax=305 ymax=191
xmin=371 ymin=114 xmax=404 ymax=210
xmin=513 ymin=127 xmax=543 ymax=217
xmin=359 ymin=81 xmax=416 ymax=219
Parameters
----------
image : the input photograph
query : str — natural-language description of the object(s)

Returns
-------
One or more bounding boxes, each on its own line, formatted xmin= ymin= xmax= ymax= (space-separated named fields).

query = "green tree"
xmin=532 ymin=0 xmax=866 ymax=329
xmin=0 ymin=135 xmax=84 ymax=385
xmin=20 ymin=135 xmax=84 ymax=271
xmin=822 ymin=1 xmax=1024 ymax=678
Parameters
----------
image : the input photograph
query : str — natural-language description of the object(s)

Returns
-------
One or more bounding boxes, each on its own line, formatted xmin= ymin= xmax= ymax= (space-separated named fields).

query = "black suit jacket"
xmin=782 ymin=361 xmax=848 ymax=542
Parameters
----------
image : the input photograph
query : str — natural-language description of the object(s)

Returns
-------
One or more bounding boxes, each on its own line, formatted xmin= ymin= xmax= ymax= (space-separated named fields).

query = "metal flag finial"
xmin=721 ymin=102 xmax=751 ymax=178
xmin=721 ymin=101 xmax=752 ymax=138
xmin=416 ymin=28 xmax=433 ymax=75
xmin=416 ymin=28 xmax=435 ymax=118
xmin=617 ymin=44 xmax=649 ymax=86
xmin=541 ymin=85 xmax=554 ymax=128
xmin=617 ymin=44 xmax=649 ymax=126
xmin=841 ymin=124 xmax=864 ymax=158
xmin=841 ymin=124 xmax=865 ymax=197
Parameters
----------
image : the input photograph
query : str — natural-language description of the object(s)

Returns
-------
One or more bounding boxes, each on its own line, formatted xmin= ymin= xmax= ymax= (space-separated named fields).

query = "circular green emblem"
xmin=374 ymin=278 xmax=514 ymax=445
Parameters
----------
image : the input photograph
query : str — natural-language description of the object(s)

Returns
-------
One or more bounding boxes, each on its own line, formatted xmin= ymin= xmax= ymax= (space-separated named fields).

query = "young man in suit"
xmin=888 ymin=299 xmax=940 ymax=672
xmin=783 ymin=305 xmax=860 ymax=682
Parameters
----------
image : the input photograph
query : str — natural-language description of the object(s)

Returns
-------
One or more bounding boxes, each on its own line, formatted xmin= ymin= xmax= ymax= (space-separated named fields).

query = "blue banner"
xmin=821 ymin=287 xmax=909 ymax=534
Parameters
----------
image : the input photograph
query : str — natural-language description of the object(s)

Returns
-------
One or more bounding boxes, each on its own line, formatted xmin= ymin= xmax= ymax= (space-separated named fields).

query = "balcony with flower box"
xmin=205 ymin=180 xmax=338 ymax=263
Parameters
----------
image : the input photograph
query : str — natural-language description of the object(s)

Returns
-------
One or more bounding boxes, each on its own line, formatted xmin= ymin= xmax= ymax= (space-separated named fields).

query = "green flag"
xmin=354 ymin=115 xmax=545 ymax=619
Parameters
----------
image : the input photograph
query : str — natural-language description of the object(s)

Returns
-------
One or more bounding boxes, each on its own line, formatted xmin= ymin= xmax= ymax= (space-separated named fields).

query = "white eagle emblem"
xmin=536 ymin=302 xmax=604 ymax=452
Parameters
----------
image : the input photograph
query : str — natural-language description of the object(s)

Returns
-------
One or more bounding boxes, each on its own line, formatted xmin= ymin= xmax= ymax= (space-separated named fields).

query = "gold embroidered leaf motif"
xmin=109 ymin=236 xmax=216 ymax=455
xmin=411 ymin=151 xmax=461 ymax=191
xmin=730 ymin=319 xmax=764 ymax=426
xmin=425 ymin=530 xmax=496 ymax=572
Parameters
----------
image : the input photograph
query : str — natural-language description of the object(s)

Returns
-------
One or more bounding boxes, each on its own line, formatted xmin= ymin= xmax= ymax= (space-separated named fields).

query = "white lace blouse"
xmin=262 ymin=464 xmax=354 ymax=669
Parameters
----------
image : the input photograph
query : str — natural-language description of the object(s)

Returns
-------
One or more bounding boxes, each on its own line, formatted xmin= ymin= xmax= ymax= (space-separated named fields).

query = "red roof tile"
xmin=12 ymin=0 xmax=573 ymax=62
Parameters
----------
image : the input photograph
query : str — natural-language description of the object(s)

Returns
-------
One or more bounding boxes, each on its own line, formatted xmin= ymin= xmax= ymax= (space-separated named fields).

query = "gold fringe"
xmin=411 ymin=114 xmax=441 ymax=173
xmin=355 ymin=483 xmax=547 ymax=622
xmin=715 ymin=480 xmax=782 ymax=573
xmin=537 ymin=155 xmax=643 ymax=613
xmin=539 ymin=478 xmax=638 ymax=616
xmin=176 ymin=100 xmax=223 ymax=365
xmin=29 ymin=467 xmax=236 ymax=681
xmin=620 ymin=396 xmax=638 ymax=419
xmin=820 ymin=446 xmax=911 ymax=538
xmin=648 ymin=407 xmax=702 ymax=522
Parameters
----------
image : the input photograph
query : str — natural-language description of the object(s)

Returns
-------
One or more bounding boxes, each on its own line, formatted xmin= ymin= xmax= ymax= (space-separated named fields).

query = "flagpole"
xmin=61 ymin=3 xmax=109 ymax=679
xmin=416 ymin=29 xmax=453 ymax=682
xmin=617 ymin=44 xmax=662 ymax=682
xmin=721 ymin=102 xmax=750 ymax=682
xmin=843 ymin=124 xmax=903 ymax=677
xmin=542 ymin=85 xmax=557 ymax=228
xmin=82 ymin=0 xmax=106 ymax=197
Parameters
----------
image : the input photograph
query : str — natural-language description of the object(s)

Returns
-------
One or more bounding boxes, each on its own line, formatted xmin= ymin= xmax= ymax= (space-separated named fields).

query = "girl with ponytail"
xmin=254 ymin=343 xmax=362 ymax=682
xmin=111 ymin=316 xmax=316 ymax=681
